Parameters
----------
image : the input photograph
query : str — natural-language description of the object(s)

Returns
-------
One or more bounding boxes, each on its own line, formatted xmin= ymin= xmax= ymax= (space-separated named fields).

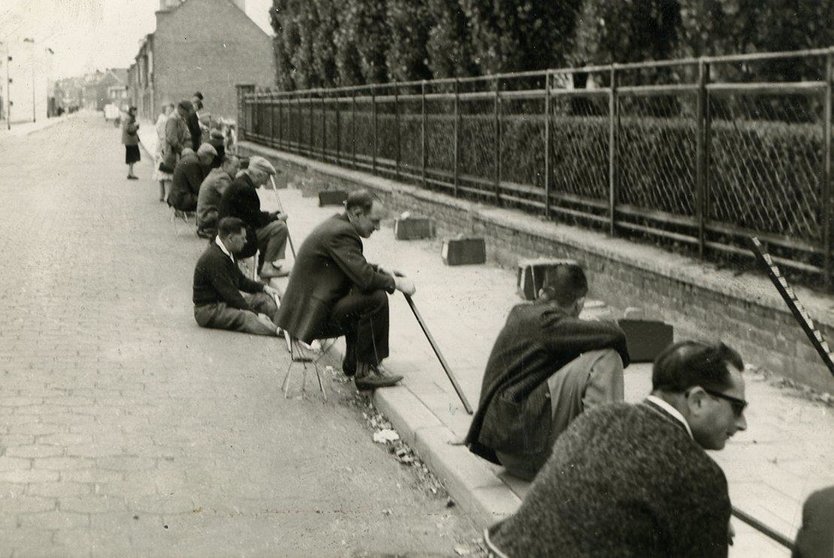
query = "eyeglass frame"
xmin=701 ymin=387 xmax=748 ymax=417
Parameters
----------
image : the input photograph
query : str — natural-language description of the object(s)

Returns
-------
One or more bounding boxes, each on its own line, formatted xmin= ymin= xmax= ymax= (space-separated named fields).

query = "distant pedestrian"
xmin=208 ymin=124 xmax=226 ymax=168
xmin=484 ymin=340 xmax=748 ymax=557
xmin=188 ymin=92 xmax=204 ymax=151
xmin=162 ymin=101 xmax=191 ymax=178
xmin=122 ymin=106 xmax=140 ymax=180
xmin=153 ymin=103 xmax=175 ymax=202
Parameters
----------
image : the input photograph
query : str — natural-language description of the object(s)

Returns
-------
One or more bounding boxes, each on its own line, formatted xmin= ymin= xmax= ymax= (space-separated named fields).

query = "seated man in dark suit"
xmin=275 ymin=190 xmax=416 ymax=390
xmin=465 ymin=263 xmax=629 ymax=480
xmin=168 ymin=143 xmax=216 ymax=212
xmin=192 ymin=217 xmax=282 ymax=336
xmin=218 ymin=156 xmax=289 ymax=279
xmin=485 ymin=341 xmax=748 ymax=557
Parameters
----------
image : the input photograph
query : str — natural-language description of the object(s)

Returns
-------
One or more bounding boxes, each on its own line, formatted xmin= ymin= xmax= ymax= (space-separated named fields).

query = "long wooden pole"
xmin=402 ymin=294 xmax=473 ymax=414
xmin=270 ymin=176 xmax=296 ymax=259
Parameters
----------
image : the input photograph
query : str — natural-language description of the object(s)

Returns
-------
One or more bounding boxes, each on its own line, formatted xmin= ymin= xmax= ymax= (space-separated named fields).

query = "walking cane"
xmin=269 ymin=175 xmax=296 ymax=259
xmin=402 ymin=293 xmax=474 ymax=415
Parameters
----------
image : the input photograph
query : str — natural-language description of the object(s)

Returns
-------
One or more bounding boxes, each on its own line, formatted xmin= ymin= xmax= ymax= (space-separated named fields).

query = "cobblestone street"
xmin=0 ymin=114 xmax=479 ymax=557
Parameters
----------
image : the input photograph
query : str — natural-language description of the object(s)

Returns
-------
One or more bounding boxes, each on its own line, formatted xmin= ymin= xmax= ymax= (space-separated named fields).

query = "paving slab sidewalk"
xmin=142 ymin=125 xmax=834 ymax=556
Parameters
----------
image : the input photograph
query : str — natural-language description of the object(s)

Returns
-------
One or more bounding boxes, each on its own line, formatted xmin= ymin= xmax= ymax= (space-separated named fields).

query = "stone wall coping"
xmin=241 ymin=140 xmax=834 ymax=332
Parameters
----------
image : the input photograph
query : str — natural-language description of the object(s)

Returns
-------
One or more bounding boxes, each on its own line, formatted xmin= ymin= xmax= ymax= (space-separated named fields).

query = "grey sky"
xmin=0 ymin=0 xmax=273 ymax=79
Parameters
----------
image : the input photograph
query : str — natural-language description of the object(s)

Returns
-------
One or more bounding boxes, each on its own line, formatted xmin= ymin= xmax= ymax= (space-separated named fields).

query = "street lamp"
xmin=22 ymin=38 xmax=35 ymax=123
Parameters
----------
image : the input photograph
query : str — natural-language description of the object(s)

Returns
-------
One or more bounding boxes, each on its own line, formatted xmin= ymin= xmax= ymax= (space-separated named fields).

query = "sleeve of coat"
xmin=185 ymin=162 xmax=204 ymax=196
xmin=165 ymin=118 xmax=182 ymax=153
xmin=325 ymin=230 xmax=396 ymax=294
xmin=543 ymin=316 xmax=631 ymax=367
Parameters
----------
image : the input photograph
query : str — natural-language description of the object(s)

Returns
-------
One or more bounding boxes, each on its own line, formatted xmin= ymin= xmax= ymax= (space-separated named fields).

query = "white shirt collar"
xmin=646 ymin=395 xmax=694 ymax=440
xmin=215 ymin=236 xmax=234 ymax=263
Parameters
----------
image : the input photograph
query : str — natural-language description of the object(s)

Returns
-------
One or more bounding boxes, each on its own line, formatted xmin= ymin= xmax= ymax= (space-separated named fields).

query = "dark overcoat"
xmin=275 ymin=213 xmax=395 ymax=343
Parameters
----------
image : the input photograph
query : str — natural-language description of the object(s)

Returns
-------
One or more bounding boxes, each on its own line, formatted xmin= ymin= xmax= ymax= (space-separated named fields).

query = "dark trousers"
xmin=316 ymin=289 xmax=389 ymax=375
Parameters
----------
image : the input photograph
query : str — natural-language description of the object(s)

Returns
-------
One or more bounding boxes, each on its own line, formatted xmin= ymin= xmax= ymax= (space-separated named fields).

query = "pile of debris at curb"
xmin=747 ymin=364 xmax=834 ymax=407
xmin=350 ymin=391 xmax=450 ymax=500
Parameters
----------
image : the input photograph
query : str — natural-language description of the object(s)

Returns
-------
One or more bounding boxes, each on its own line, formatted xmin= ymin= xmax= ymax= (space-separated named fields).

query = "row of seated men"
xmin=188 ymin=176 xmax=832 ymax=556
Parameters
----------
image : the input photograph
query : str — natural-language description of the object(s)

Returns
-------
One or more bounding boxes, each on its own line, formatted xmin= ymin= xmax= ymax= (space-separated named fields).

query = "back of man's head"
xmin=540 ymin=263 xmax=588 ymax=307
xmin=345 ymin=189 xmax=376 ymax=213
xmin=652 ymin=341 xmax=743 ymax=394
xmin=218 ymin=217 xmax=245 ymax=238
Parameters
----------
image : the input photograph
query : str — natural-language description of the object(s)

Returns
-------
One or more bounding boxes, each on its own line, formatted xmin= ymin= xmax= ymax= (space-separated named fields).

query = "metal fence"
xmin=239 ymin=48 xmax=834 ymax=288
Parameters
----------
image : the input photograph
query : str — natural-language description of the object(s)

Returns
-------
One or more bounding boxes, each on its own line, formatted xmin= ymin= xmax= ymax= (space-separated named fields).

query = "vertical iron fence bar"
xmin=308 ymin=92 xmax=314 ymax=158
xmin=336 ymin=95 xmax=341 ymax=165
xmin=321 ymin=91 xmax=327 ymax=161
xmin=454 ymin=79 xmax=460 ymax=197
xmin=544 ymin=71 xmax=551 ymax=218
xmin=824 ymin=52 xmax=833 ymax=289
xmin=395 ymin=83 xmax=401 ymax=180
xmin=268 ymin=93 xmax=274 ymax=147
xmin=277 ymin=95 xmax=283 ymax=150
xmin=608 ymin=65 xmax=619 ymax=236
xmin=372 ymin=86 xmax=378 ymax=174
xmin=421 ymin=81 xmax=427 ymax=190
xmin=494 ymin=77 xmax=501 ymax=206
xmin=696 ymin=60 xmax=707 ymax=260
xmin=352 ymin=90 xmax=357 ymax=169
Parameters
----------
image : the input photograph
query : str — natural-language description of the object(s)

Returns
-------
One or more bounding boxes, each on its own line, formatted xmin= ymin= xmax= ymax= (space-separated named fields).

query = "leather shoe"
xmin=369 ymin=364 xmax=403 ymax=384
xmin=355 ymin=374 xmax=401 ymax=390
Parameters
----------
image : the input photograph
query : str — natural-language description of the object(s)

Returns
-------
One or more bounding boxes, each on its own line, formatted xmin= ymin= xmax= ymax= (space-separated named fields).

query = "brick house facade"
xmin=129 ymin=0 xmax=275 ymax=123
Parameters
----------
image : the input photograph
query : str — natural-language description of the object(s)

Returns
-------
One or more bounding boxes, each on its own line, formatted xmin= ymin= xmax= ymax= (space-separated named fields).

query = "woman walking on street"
xmin=153 ymin=103 xmax=175 ymax=201
xmin=122 ymin=106 xmax=141 ymax=180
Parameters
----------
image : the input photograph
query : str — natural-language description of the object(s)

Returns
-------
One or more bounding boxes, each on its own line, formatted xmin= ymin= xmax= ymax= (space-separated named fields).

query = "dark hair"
xmin=345 ymin=189 xmax=377 ymax=213
xmin=193 ymin=91 xmax=204 ymax=100
xmin=652 ymin=341 xmax=744 ymax=393
xmin=540 ymin=263 xmax=588 ymax=306
xmin=218 ymin=217 xmax=245 ymax=237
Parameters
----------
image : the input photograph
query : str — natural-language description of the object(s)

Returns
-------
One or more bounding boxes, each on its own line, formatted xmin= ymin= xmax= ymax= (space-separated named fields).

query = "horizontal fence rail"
xmin=239 ymin=48 xmax=834 ymax=289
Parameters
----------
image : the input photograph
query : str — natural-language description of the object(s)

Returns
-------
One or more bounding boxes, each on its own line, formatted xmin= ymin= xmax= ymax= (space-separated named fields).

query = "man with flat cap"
xmin=218 ymin=155 xmax=289 ymax=279
xmin=276 ymin=189 xmax=416 ymax=390
xmin=168 ymin=143 xmax=217 ymax=212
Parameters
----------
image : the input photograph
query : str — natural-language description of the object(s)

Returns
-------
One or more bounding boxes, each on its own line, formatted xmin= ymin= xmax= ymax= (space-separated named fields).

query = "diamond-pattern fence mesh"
xmin=243 ymin=50 xmax=834 ymax=283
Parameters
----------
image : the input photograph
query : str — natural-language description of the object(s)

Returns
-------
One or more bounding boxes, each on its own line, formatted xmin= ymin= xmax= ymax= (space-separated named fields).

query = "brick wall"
xmin=153 ymin=0 xmax=275 ymax=121
xmin=241 ymin=142 xmax=834 ymax=395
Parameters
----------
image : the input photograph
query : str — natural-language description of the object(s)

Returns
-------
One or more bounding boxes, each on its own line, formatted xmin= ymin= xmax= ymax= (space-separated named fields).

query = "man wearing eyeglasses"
xmin=484 ymin=340 xmax=748 ymax=558
xmin=276 ymin=189 xmax=416 ymax=390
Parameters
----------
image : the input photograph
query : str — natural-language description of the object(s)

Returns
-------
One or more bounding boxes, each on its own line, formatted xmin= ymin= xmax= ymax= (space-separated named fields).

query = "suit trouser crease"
xmin=313 ymin=289 xmax=389 ymax=371
xmin=256 ymin=220 xmax=289 ymax=265
xmin=194 ymin=291 xmax=278 ymax=336
xmin=496 ymin=349 xmax=624 ymax=480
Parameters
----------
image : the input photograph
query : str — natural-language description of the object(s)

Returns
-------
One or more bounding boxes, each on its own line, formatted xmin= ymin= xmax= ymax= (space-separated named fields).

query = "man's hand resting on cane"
xmin=393 ymin=275 xmax=416 ymax=296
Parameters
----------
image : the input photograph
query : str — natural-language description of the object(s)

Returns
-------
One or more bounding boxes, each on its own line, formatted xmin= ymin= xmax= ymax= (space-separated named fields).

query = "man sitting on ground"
xmin=218 ymin=156 xmax=289 ymax=279
xmin=465 ymin=263 xmax=629 ymax=481
xmin=485 ymin=340 xmax=748 ymax=557
xmin=197 ymin=154 xmax=240 ymax=239
xmin=169 ymin=143 xmax=217 ymax=213
xmin=275 ymin=189 xmax=416 ymax=390
xmin=193 ymin=217 xmax=282 ymax=336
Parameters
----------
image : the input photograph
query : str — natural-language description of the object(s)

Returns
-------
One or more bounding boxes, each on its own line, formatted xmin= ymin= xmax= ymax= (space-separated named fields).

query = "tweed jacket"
xmin=275 ymin=213 xmax=396 ymax=343
xmin=488 ymin=401 xmax=732 ymax=558
xmin=196 ymin=168 xmax=233 ymax=227
xmin=465 ymin=303 xmax=629 ymax=464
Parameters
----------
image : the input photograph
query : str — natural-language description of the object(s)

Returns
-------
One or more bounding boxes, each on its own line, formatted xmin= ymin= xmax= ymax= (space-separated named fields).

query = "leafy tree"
xmin=460 ymin=0 xmax=582 ymax=75
xmin=270 ymin=0 xmax=298 ymax=90
xmin=425 ymin=0 xmax=480 ymax=78
xmin=572 ymin=0 xmax=681 ymax=66
xmin=385 ymin=0 xmax=433 ymax=82
xmin=311 ymin=0 xmax=340 ymax=87
xmin=337 ymin=0 xmax=391 ymax=84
